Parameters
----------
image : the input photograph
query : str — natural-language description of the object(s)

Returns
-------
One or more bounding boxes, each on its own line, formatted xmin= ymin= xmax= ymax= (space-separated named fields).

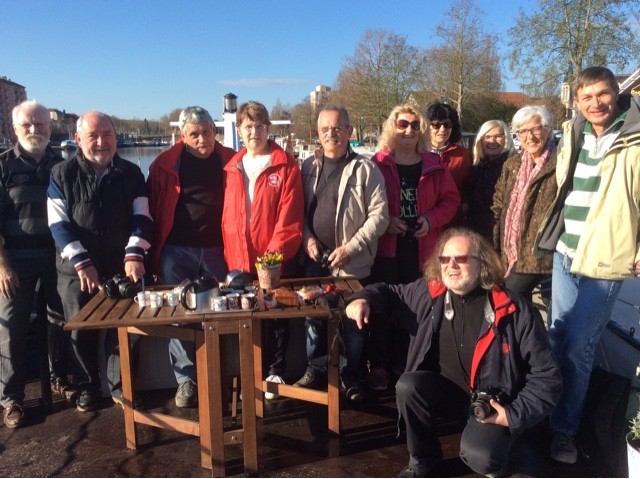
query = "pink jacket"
xmin=373 ymin=150 xmax=460 ymax=267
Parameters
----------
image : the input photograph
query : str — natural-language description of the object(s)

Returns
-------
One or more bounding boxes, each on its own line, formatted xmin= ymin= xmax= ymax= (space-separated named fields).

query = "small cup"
xmin=134 ymin=291 xmax=147 ymax=307
xmin=211 ymin=296 xmax=228 ymax=312
xmin=226 ymin=293 xmax=240 ymax=310
xmin=241 ymin=293 xmax=257 ymax=310
xmin=149 ymin=292 xmax=164 ymax=308
xmin=166 ymin=290 xmax=179 ymax=306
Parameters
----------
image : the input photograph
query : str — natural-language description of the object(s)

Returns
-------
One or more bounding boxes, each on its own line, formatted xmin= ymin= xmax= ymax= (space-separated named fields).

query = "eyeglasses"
xmin=483 ymin=134 xmax=505 ymax=142
xmin=516 ymin=126 xmax=545 ymax=138
xmin=15 ymin=123 xmax=47 ymax=131
xmin=396 ymin=120 xmax=421 ymax=131
xmin=320 ymin=126 xmax=346 ymax=135
xmin=430 ymin=120 xmax=453 ymax=130
xmin=438 ymin=255 xmax=479 ymax=265
xmin=242 ymin=123 xmax=267 ymax=133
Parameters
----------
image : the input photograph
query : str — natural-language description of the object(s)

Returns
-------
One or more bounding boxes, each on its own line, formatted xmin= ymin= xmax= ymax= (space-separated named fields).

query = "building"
xmin=310 ymin=85 xmax=331 ymax=111
xmin=0 ymin=76 xmax=27 ymax=143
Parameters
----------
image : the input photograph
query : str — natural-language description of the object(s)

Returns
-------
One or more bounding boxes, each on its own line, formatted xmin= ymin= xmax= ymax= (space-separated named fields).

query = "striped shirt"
xmin=557 ymin=111 xmax=627 ymax=257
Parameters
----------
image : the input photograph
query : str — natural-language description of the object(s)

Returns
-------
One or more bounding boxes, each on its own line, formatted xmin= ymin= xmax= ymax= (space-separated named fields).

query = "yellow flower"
xmin=255 ymin=250 xmax=283 ymax=268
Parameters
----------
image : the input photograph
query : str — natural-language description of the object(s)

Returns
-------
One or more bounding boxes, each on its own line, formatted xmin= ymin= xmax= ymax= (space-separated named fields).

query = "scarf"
xmin=503 ymin=140 xmax=554 ymax=276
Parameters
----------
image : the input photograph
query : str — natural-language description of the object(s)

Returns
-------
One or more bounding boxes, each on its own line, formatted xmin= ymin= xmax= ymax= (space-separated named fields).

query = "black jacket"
xmin=351 ymin=278 xmax=562 ymax=435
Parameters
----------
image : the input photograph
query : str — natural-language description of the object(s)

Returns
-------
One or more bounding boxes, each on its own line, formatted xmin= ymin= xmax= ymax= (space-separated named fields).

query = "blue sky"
xmin=3 ymin=0 xmax=534 ymax=120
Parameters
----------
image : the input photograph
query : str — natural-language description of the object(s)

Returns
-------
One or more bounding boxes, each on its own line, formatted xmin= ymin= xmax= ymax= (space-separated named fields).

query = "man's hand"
xmin=78 ymin=265 xmax=101 ymax=293
xmin=481 ymin=399 xmax=510 ymax=427
xmin=305 ymin=236 xmax=322 ymax=262
xmin=328 ymin=245 xmax=351 ymax=269
xmin=0 ymin=264 xmax=20 ymax=298
xmin=124 ymin=260 xmax=145 ymax=283
xmin=345 ymin=298 xmax=370 ymax=330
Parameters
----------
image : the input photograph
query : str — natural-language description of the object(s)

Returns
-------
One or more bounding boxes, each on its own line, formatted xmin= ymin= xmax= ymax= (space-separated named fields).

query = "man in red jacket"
xmin=147 ymin=106 xmax=235 ymax=408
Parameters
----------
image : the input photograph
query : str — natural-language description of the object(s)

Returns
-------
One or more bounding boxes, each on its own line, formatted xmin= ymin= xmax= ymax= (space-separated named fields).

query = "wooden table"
xmin=252 ymin=276 xmax=363 ymax=435
xmin=64 ymin=276 xmax=361 ymax=476
xmin=64 ymin=287 xmax=257 ymax=477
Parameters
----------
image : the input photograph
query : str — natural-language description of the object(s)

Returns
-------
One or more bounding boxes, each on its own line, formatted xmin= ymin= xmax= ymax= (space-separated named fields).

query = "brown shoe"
xmin=51 ymin=377 xmax=77 ymax=402
xmin=3 ymin=403 xmax=26 ymax=428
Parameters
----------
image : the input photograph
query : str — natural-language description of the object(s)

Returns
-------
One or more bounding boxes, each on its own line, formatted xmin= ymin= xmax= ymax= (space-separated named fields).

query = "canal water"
xmin=61 ymin=146 xmax=169 ymax=177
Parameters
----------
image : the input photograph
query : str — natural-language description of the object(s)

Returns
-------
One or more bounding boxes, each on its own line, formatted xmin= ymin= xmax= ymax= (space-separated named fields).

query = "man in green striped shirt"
xmin=536 ymin=66 xmax=640 ymax=465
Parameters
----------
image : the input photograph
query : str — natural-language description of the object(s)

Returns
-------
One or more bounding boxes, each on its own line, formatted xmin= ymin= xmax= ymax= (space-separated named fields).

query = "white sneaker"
xmin=264 ymin=374 xmax=285 ymax=400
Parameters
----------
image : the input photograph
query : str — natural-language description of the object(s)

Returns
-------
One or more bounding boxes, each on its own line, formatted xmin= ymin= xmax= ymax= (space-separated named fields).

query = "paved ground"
xmin=0 ymin=378 xmax=625 ymax=478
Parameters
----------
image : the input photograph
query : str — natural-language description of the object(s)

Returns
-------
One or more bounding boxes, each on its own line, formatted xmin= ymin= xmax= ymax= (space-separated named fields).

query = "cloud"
xmin=217 ymin=78 xmax=308 ymax=87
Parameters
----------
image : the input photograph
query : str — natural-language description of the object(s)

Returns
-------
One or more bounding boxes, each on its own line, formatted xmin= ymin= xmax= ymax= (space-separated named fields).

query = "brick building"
xmin=0 ymin=76 xmax=27 ymax=144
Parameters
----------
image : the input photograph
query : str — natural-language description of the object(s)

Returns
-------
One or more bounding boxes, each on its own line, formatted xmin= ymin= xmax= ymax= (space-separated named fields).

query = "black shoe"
xmin=293 ymin=370 xmax=327 ymax=389
xmin=76 ymin=389 xmax=98 ymax=412
xmin=398 ymin=464 xmax=433 ymax=478
xmin=342 ymin=380 xmax=364 ymax=402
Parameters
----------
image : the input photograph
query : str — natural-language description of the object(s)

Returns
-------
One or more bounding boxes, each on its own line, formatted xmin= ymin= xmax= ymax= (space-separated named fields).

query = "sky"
xmin=2 ymin=0 xmax=536 ymax=121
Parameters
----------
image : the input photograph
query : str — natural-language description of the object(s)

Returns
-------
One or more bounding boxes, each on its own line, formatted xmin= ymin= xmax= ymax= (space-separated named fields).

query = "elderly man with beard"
xmin=345 ymin=228 xmax=562 ymax=477
xmin=0 ymin=101 xmax=68 ymax=428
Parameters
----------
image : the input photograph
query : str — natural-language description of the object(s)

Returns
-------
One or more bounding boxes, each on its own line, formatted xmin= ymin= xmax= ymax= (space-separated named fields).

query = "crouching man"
xmin=345 ymin=228 xmax=562 ymax=477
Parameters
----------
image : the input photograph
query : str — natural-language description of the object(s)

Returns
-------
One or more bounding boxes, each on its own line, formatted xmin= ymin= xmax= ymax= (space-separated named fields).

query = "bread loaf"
xmin=273 ymin=288 xmax=299 ymax=307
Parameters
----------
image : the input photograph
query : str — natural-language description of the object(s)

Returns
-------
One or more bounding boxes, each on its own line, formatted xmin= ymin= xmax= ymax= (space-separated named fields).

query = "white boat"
xmin=60 ymin=139 xmax=78 ymax=150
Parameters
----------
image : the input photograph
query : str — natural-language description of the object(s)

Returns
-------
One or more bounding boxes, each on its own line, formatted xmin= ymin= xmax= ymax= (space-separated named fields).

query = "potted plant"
xmin=255 ymin=250 xmax=283 ymax=291
xmin=628 ymin=408 xmax=640 ymax=479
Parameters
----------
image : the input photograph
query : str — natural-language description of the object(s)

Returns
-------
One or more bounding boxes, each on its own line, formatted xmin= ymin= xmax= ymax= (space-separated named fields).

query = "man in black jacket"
xmin=48 ymin=111 xmax=152 ymax=412
xmin=346 ymin=228 xmax=562 ymax=477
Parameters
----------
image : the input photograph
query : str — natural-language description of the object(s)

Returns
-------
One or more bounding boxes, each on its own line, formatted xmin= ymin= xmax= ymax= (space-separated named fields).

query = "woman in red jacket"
xmin=368 ymin=104 xmax=460 ymax=390
xmin=425 ymin=102 xmax=473 ymax=225
xmin=221 ymin=101 xmax=304 ymax=399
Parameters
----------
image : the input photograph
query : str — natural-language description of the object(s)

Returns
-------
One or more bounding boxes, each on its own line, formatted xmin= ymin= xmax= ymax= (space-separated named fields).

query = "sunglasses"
xmin=438 ymin=255 xmax=479 ymax=265
xmin=430 ymin=120 xmax=453 ymax=130
xmin=396 ymin=119 xmax=421 ymax=131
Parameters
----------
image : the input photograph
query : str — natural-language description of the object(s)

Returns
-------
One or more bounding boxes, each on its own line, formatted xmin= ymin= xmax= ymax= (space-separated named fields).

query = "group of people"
xmin=1 ymin=65 xmax=639 ymax=478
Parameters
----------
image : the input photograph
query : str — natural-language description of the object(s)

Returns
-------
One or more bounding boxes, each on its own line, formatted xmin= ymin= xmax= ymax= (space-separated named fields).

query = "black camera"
xmin=405 ymin=220 xmax=418 ymax=236
xmin=103 ymin=274 xmax=142 ymax=299
xmin=469 ymin=390 xmax=510 ymax=422
xmin=320 ymin=249 xmax=332 ymax=269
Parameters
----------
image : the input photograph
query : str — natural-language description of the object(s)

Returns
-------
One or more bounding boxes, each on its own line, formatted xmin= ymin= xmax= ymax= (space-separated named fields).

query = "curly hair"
xmin=377 ymin=104 xmax=429 ymax=153
xmin=424 ymin=227 xmax=505 ymax=290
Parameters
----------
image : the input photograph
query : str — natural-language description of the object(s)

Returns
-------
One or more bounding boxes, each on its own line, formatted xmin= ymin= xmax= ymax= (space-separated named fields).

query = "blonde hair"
xmin=377 ymin=104 xmax=428 ymax=153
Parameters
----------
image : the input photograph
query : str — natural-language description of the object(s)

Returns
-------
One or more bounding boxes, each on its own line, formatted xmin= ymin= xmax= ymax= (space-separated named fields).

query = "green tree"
xmin=507 ymin=0 xmax=640 ymax=92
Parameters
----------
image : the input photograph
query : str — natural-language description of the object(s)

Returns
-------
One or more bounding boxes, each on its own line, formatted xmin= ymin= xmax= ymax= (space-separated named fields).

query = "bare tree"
xmin=417 ymin=0 xmax=502 ymax=123
xmin=334 ymin=29 xmax=421 ymax=133
xmin=507 ymin=0 xmax=640 ymax=93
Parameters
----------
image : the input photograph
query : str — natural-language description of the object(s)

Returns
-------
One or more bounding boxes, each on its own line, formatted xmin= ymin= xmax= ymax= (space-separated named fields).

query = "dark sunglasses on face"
xmin=396 ymin=119 xmax=421 ymax=131
xmin=430 ymin=120 xmax=453 ymax=130
xmin=438 ymin=255 xmax=478 ymax=265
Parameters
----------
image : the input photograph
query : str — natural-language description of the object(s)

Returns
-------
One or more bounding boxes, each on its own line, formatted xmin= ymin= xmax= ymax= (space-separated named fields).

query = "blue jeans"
xmin=549 ymin=251 xmax=622 ymax=436
xmin=160 ymin=244 xmax=227 ymax=384
xmin=303 ymin=258 xmax=366 ymax=385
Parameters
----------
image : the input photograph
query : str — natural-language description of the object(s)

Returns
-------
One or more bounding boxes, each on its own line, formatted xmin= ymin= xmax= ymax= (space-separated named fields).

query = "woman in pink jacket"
xmin=221 ymin=101 xmax=304 ymax=399
xmin=368 ymin=104 xmax=460 ymax=390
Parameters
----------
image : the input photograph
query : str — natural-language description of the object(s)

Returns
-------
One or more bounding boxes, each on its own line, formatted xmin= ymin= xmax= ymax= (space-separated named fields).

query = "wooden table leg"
xmin=239 ymin=318 xmax=258 ymax=474
xmin=252 ymin=316 xmax=264 ymax=418
xmin=197 ymin=324 xmax=225 ymax=476
xmin=118 ymin=326 xmax=137 ymax=449
xmin=327 ymin=315 xmax=340 ymax=435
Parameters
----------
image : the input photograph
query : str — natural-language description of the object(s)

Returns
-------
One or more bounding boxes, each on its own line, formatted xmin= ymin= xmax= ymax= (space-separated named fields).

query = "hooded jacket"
xmin=221 ymin=141 xmax=304 ymax=274
xmin=146 ymin=140 xmax=235 ymax=274
xmin=372 ymin=150 xmax=460 ymax=266
xmin=350 ymin=278 xmax=562 ymax=435
xmin=536 ymin=94 xmax=640 ymax=279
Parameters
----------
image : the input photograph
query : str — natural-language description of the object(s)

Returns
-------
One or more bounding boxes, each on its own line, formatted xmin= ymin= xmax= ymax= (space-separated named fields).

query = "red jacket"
xmin=146 ymin=140 xmax=236 ymax=274
xmin=222 ymin=141 xmax=304 ymax=274
xmin=441 ymin=143 xmax=472 ymax=226
xmin=373 ymin=150 xmax=460 ymax=267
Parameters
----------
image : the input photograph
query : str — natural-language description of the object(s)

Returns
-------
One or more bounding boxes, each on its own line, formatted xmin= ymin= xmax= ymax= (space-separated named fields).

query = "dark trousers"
xmin=396 ymin=371 xmax=514 ymax=475
xmin=505 ymin=271 xmax=550 ymax=304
